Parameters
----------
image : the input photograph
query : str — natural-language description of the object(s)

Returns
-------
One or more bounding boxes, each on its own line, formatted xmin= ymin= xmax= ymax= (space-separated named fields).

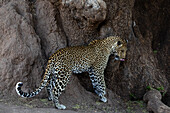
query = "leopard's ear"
xmin=117 ymin=41 xmax=122 ymax=46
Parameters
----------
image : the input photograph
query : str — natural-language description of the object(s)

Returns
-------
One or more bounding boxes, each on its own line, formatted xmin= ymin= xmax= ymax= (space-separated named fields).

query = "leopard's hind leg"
xmin=52 ymin=68 xmax=71 ymax=109
xmin=47 ymin=77 xmax=53 ymax=101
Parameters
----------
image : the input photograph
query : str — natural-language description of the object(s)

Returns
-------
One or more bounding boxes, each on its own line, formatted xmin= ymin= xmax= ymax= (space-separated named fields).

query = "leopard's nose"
xmin=115 ymin=55 xmax=119 ymax=60
xmin=115 ymin=55 xmax=119 ymax=58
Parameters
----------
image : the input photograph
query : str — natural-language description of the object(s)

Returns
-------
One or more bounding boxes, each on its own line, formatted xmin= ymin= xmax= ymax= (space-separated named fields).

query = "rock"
xmin=35 ymin=0 xmax=67 ymax=57
xmin=61 ymin=0 xmax=107 ymax=28
xmin=143 ymin=90 xmax=170 ymax=113
xmin=0 ymin=0 xmax=45 ymax=95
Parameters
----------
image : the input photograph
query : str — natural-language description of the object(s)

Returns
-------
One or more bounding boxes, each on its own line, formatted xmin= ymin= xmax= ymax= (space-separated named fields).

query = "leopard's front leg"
xmin=88 ymin=67 xmax=107 ymax=102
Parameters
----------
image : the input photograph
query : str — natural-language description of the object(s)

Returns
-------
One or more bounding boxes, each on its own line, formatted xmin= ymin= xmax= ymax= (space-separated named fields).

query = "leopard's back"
xmin=49 ymin=46 xmax=97 ymax=74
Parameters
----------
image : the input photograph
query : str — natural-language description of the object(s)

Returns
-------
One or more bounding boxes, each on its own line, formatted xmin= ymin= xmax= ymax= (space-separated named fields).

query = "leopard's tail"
xmin=15 ymin=68 xmax=51 ymax=98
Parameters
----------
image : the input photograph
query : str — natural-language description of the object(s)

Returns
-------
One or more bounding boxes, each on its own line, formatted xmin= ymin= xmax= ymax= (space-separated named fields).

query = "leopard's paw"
xmin=56 ymin=104 xmax=66 ymax=110
xmin=100 ymin=96 xmax=107 ymax=103
xmin=48 ymin=96 xmax=53 ymax=101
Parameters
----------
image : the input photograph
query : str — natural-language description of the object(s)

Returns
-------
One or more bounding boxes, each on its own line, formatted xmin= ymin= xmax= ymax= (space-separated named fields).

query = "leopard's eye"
xmin=117 ymin=41 xmax=121 ymax=46
xmin=121 ymin=50 xmax=124 ymax=52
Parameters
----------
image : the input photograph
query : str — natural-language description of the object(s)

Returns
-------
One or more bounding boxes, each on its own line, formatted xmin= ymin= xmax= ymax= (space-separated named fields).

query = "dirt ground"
xmin=0 ymin=95 xmax=148 ymax=113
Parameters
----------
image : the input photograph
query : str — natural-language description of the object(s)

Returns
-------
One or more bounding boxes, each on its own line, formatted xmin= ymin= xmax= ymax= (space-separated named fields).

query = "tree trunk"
xmin=0 ymin=0 xmax=169 ymax=111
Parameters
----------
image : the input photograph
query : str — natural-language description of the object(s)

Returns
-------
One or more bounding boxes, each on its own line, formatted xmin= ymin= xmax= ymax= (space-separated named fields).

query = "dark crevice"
xmin=27 ymin=0 xmax=48 ymax=76
xmin=28 ymin=0 xmax=37 ymax=31
xmin=54 ymin=5 xmax=69 ymax=47
xmin=76 ymin=72 xmax=94 ymax=93
xmin=28 ymin=0 xmax=48 ymax=60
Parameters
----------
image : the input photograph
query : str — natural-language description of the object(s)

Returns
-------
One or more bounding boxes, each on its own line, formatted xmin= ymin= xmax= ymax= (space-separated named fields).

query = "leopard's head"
xmin=114 ymin=40 xmax=127 ymax=61
xmin=103 ymin=36 xmax=127 ymax=61
xmin=89 ymin=36 xmax=127 ymax=61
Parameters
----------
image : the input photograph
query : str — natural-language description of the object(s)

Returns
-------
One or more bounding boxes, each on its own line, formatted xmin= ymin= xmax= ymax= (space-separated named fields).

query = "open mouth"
xmin=120 ymin=59 xmax=125 ymax=61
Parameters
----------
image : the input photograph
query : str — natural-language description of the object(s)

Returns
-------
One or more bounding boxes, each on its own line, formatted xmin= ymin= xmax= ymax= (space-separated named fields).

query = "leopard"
xmin=16 ymin=36 xmax=127 ymax=110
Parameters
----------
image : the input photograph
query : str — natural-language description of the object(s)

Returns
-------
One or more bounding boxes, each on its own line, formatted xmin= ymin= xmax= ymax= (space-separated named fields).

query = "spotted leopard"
xmin=16 ymin=36 xmax=127 ymax=109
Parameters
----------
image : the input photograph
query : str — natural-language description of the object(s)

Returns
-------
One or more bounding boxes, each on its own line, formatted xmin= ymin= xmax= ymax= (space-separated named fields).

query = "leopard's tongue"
xmin=120 ymin=59 xmax=125 ymax=61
